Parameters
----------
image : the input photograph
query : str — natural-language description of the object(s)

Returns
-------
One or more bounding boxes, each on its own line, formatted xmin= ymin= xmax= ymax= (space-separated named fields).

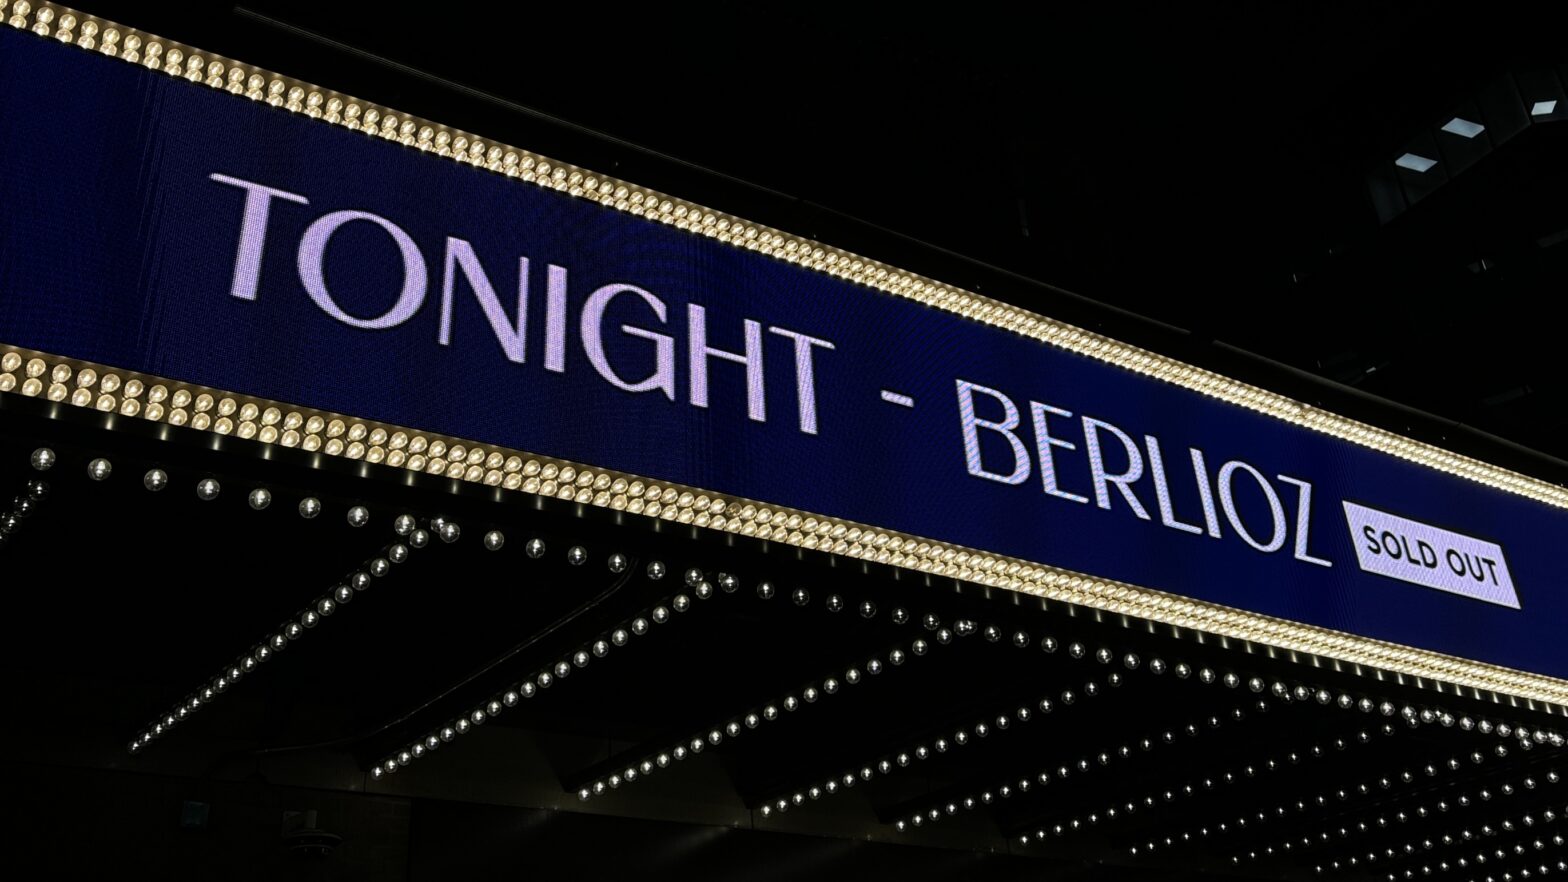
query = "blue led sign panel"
xmin=1 ymin=30 xmax=1564 ymax=680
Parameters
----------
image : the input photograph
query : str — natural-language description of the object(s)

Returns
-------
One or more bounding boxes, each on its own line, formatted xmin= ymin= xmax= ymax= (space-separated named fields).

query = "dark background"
xmin=72 ymin=1 xmax=1568 ymax=479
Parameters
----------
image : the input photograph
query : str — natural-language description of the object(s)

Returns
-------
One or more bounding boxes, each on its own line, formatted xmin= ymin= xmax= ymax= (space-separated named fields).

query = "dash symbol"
xmin=880 ymin=390 xmax=915 ymax=408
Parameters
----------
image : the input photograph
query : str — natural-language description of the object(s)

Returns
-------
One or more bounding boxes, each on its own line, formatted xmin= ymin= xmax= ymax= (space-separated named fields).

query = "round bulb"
xmin=30 ymin=448 xmax=56 ymax=471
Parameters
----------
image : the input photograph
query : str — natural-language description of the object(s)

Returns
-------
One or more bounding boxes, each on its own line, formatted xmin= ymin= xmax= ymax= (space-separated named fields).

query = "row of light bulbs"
xmin=608 ymin=627 xmax=940 ymax=809
xmin=922 ymin=657 xmax=1524 ymax=842
xmin=822 ymin=652 xmax=1561 ymax=843
xmin=1030 ymin=694 xmax=1417 ymax=849
xmin=762 ymin=644 xmax=1263 ymax=818
xmin=32 ymin=442 xmax=470 ymax=753
xmin=1113 ymin=722 xmax=1398 ymax=858
xmin=1089 ymin=683 xmax=1562 ymax=859
xmin=988 ymin=657 xmax=1546 ymax=856
xmin=63 ymin=445 xmax=415 ymax=528
xmin=770 ymin=661 xmax=1128 ymax=821
xmin=373 ymin=560 xmax=717 ymax=780
xmin=751 ymin=626 xmax=1561 ymax=838
xmin=91 ymin=432 xmax=637 ymax=755
xmin=1145 ymin=739 xmax=1532 ymax=865
xmin=372 ymin=569 xmax=1055 ymax=795
xmin=898 ymin=697 xmax=1268 ymax=834
xmin=1232 ymin=746 xmax=1541 ymax=868
xmin=0 ymin=449 xmax=50 ymax=548
xmin=130 ymin=511 xmax=435 ymax=753
xmin=580 ymin=590 xmax=966 ymax=804
xmin=1376 ymin=803 xmax=1564 ymax=880
xmin=1466 ymin=857 xmax=1568 ymax=882
xmin=1431 ymin=828 xmax=1566 ymax=882
xmin=1452 ymin=835 xmax=1567 ymax=882
xmin=1243 ymin=768 xmax=1562 ymax=871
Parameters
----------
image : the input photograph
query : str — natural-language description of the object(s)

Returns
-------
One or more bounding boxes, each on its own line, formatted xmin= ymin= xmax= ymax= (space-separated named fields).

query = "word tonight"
xmin=210 ymin=173 xmax=836 ymax=434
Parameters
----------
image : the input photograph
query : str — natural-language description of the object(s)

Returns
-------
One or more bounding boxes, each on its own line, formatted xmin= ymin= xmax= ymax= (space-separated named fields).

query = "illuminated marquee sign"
xmin=0 ymin=18 xmax=1564 ymax=696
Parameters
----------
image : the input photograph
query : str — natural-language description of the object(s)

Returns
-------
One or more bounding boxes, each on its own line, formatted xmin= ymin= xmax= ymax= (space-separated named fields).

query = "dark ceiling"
xmin=73 ymin=1 xmax=1568 ymax=477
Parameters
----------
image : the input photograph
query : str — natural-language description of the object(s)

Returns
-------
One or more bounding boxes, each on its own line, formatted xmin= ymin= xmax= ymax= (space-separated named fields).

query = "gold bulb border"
xmin=0 ymin=3 xmax=1563 ymax=512
xmin=4 ymin=344 xmax=1566 ymax=710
